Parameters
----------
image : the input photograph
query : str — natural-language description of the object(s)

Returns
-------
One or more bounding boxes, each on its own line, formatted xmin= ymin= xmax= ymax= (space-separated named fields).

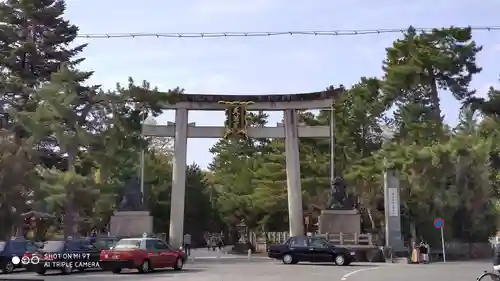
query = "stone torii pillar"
xmin=169 ymin=108 xmax=188 ymax=249
xmin=283 ymin=109 xmax=304 ymax=236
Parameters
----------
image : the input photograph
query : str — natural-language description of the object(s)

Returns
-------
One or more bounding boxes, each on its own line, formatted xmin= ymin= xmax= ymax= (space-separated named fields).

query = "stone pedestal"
xmin=318 ymin=209 xmax=361 ymax=234
xmin=110 ymin=211 xmax=153 ymax=237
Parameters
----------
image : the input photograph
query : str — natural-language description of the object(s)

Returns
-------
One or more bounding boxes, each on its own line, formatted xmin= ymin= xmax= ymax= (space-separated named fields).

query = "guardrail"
xmin=317 ymin=233 xmax=374 ymax=245
xmin=254 ymin=231 xmax=374 ymax=246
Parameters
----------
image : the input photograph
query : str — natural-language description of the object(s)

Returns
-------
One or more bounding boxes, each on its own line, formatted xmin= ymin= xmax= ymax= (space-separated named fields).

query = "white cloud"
xmin=478 ymin=82 xmax=500 ymax=97
xmin=190 ymin=0 xmax=280 ymax=16
xmin=284 ymin=50 xmax=320 ymax=67
xmin=183 ymin=73 xmax=232 ymax=93
xmin=84 ymin=51 xmax=177 ymax=64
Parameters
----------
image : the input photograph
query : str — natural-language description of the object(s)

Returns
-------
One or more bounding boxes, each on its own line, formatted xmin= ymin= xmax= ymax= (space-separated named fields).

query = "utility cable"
xmin=75 ymin=26 xmax=500 ymax=39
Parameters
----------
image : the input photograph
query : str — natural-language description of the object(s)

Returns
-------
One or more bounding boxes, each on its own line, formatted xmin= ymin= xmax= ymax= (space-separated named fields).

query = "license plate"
xmin=350 ymin=252 xmax=356 ymax=255
xmin=112 ymin=255 xmax=119 ymax=259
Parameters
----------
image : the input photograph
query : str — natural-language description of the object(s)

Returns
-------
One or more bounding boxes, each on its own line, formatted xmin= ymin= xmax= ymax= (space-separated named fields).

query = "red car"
xmin=100 ymin=237 xmax=185 ymax=274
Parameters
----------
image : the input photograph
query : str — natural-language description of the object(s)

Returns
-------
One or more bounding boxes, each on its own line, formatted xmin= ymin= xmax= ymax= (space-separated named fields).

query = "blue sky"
xmin=65 ymin=0 xmax=500 ymax=169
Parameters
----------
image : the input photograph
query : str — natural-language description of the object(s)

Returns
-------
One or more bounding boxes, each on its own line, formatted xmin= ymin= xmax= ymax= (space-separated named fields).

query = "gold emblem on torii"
xmin=218 ymin=101 xmax=254 ymax=139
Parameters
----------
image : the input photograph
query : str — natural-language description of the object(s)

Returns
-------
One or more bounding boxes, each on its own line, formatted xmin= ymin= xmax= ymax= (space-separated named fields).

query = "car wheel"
xmin=111 ymin=268 xmax=122 ymax=274
xmin=2 ymin=261 xmax=15 ymax=273
xmin=174 ymin=258 xmax=183 ymax=270
xmin=334 ymin=254 xmax=346 ymax=266
xmin=282 ymin=254 xmax=294 ymax=265
xmin=138 ymin=259 xmax=151 ymax=273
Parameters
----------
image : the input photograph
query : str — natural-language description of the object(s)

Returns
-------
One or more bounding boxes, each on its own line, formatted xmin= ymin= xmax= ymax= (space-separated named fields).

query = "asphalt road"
xmin=0 ymin=249 xmax=493 ymax=281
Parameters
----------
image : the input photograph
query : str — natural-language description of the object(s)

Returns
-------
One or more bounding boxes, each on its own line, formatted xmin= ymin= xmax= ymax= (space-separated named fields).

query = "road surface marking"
xmin=341 ymin=267 xmax=379 ymax=280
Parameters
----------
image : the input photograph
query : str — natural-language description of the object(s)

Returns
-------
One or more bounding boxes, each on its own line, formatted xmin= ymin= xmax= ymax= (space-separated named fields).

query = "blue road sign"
xmin=434 ymin=218 xmax=444 ymax=229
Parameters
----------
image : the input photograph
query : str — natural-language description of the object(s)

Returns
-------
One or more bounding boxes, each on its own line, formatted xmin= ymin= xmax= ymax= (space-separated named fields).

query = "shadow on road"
xmin=26 ymin=267 xmax=206 ymax=276
xmin=23 ymin=268 xmax=104 ymax=276
xmin=119 ymin=268 xmax=207 ymax=275
xmin=5 ymin=269 xmax=32 ymax=274
xmin=290 ymin=263 xmax=379 ymax=267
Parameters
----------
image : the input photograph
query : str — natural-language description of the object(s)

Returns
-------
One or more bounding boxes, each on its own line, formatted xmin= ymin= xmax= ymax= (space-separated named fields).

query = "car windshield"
xmin=42 ymin=241 xmax=65 ymax=252
xmin=114 ymin=239 xmax=141 ymax=249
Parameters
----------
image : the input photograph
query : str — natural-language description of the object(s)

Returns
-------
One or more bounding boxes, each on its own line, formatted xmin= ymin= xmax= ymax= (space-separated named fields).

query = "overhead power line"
xmin=75 ymin=26 xmax=500 ymax=39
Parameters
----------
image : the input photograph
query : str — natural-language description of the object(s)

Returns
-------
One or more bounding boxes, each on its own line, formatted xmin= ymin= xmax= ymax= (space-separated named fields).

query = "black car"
xmin=0 ymin=237 xmax=39 ymax=273
xmin=267 ymin=236 xmax=355 ymax=266
xmin=33 ymin=239 xmax=101 ymax=275
xmin=89 ymin=236 xmax=119 ymax=250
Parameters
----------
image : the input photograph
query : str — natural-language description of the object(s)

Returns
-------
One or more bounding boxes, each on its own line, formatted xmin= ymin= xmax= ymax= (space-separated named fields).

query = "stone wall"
xmin=440 ymin=242 xmax=493 ymax=260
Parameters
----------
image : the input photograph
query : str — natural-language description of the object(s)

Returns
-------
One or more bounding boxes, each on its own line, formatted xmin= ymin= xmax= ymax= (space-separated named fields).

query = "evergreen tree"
xmin=18 ymin=64 xmax=98 ymax=237
xmin=0 ymin=132 xmax=39 ymax=239
xmin=208 ymin=112 xmax=269 ymax=231
xmin=0 ymin=0 xmax=89 ymax=147
xmin=383 ymin=26 xmax=482 ymax=135
xmin=0 ymin=0 xmax=87 ymax=87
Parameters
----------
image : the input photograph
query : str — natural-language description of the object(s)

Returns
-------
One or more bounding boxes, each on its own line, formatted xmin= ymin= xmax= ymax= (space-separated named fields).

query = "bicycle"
xmin=477 ymin=271 xmax=500 ymax=281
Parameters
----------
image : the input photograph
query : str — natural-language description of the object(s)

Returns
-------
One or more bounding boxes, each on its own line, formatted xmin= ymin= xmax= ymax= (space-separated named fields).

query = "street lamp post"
xmin=330 ymin=106 xmax=335 ymax=185
xmin=141 ymin=117 xmax=157 ymax=204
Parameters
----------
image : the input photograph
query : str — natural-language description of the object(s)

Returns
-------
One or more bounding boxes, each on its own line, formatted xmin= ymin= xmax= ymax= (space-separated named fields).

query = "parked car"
xmin=267 ymin=236 xmax=355 ymax=266
xmin=0 ymin=237 xmax=39 ymax=273
xmin=33 ymin=238 xmax=101 ymax=275
xmin=90 ymin=236 xmax=119 ymax=250
xmin=100 ymin=236 xmax=185 ymax=274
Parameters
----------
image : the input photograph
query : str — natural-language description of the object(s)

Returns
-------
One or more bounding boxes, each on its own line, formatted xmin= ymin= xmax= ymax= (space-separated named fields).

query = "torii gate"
xmin=142 ymin=90 xmax=340 ymax=248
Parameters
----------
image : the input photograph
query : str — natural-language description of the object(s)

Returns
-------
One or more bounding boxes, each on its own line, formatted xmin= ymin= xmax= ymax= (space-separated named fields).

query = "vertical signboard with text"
xmin=384 ymin=169 xmax=404 ymax=251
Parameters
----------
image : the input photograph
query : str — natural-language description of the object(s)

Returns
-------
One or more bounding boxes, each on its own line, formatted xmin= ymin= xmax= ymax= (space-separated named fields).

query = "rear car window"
xmin=67 ymin=241 xmax=84 ymax=251
xmin=94 ymin=239 xmax=117 ymax=250
xmin=114 ymin=239 xmax=141 ymax=249
xmin=42 ymin=241 xmax=65 ymax=252
xmin=290 ymin=237 xmax=308 ymax=247
xmin=0 ymin=241 xmax=5 ymax=251
xmin=9 ymin=241 xmax=28 ymax=252
xmin=308 ymin=238 xmax=329 ymax=248
xmin=26 ymin=242 xmax=39 ymax=252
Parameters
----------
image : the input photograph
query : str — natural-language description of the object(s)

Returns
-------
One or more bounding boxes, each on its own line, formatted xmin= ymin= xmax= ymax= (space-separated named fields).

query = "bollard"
xmin=216 ymin=247 xmax=221 ymax=259
xmin=247 ymin=248 xmax=252 ymax=261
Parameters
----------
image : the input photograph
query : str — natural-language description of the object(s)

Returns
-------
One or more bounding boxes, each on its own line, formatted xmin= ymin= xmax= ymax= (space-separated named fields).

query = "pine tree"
xmin=18 ymin=64 xmax=98 ymax=237
xmin=383 ymin=26 xmax=482 ymax=134
xmin=0 ymin=0 xmax=90 ymax=142
xmin=0 ymin=0 xmax=87 ymax=85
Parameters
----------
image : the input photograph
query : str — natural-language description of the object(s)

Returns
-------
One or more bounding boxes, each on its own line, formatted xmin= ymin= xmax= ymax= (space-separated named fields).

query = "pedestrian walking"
xmin=183 ymin=233 xmax=192 ymax=256
xmin=217 ymin=239 xmax=223 ymax=252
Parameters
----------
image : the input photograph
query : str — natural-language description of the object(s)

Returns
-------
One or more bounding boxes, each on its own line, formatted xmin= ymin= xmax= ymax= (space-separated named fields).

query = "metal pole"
xmin=330 ymin=107 xmax=335 ymax=184
xmin=441 ymin=226 xmax=446 ymax=262
xmin=140 ymin=149 xmax=145 ymax=203
xmin=140 ymin=114 xmax=145 ymax=204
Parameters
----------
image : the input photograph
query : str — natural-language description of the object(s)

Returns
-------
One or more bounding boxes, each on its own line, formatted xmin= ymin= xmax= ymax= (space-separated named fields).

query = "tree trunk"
xmin=63 ymin=148 xmax=76 ymax=238
xmin=366 ymin=207 xmax=376 ymax=230
xmin=410 ymin=220 xmax=417 ymax=244
xmin=428 ymin=72 xmax=442 ymax=127
xmin=35 ymin=219 xmax=50 ymax=240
